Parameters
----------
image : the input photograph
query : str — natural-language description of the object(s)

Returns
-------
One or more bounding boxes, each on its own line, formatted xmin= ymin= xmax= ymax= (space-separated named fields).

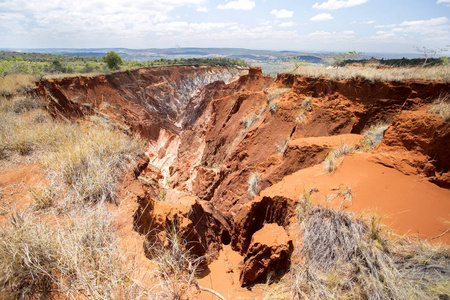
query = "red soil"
xmin=2 ymin=66 xmax=448 ymax=298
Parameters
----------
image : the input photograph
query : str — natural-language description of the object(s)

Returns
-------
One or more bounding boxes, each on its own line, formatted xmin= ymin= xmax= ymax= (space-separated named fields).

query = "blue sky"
xmin=1 ymin=0 xmax=449 ymax=54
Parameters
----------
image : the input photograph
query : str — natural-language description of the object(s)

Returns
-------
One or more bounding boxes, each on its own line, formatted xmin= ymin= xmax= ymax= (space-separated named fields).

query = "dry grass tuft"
xmin=267 ymin=88 xmax=290 ymax=114
xmin=0 ymin=108 xmax=60 ymax=156
xmin=322 ymin=144 xmax=355 ymax=174
xmin=29 ymin=180 xmax=59 ymax=210
xmin=242 ymin=112 xmax=259 ymax=129
xmin=248 ymin=171 xmax=261 ymax=198
xmin=287 ymin=200 xmax=450 ymax=300
xmin=359 ymin=122 xmax=390 ymax=151
xmin=288 ymin=65 xmax=450 ymax=82
xmin=267 ymin=88 xmax=290 ymax=102
xmin=428 ymin=94 xmax=450 ymax=122
xmin=147 ymin=223 xmax=205 ymax=299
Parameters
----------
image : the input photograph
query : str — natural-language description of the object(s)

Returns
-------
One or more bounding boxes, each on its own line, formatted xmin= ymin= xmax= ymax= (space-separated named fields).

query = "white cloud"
xmin=313 ymin=0 xmax=368 ymax=10
xmin=363 ymin=20 xmax=376 ymax=24
xmin=370 ymin=17 xmax=450 ymax=47
xmin=437 ymin=0 xmax=450 ymax=3
xmin=270 ymin=9 xmax=294 ymax=18
xmin=399 ymin=16 xmax=448 ymax=27
xmin=279 ymin=22 xmax=295 ymax=27
xmin=310 ymin=13 xmax=333 ymax=21
xmin=197 ymin=6 xmax=208 ymax=12
xmin=375 ymin=24 xmax=397 ymax=28
xmin=217 ymin=0 xmax=255 ymax=10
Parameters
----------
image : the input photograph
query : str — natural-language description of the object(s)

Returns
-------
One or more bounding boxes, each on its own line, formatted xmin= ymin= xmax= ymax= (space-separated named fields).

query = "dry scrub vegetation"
xmin=0 ymin=87 xmax=157 ymax=298
xmin=0 ymin=88 xmax=212 ymax=299
xmin=322 ymin=123 xmax=389 ymax=174
xmin=262 ymin=196 xmax=450 ymax=300
xmin=428 ymin=93 xmax=450 ymax=122
xmin=0 ymin=206 xmax=148 ymax=299
xmin=289 ymin=65 xmax=450 ymax=82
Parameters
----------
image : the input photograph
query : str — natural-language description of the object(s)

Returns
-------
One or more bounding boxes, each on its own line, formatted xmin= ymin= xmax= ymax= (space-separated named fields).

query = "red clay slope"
xmin=36 ymin=66 xmax=450 ymax=295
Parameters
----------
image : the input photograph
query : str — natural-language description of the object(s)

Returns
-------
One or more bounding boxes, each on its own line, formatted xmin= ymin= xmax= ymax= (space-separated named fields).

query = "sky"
xmin=1 ymin=0 xmax=450 ymax=54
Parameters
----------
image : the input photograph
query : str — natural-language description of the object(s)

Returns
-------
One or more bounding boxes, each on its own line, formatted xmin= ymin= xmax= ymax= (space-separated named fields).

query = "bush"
xmin=102 ymin=51 xmax=123 ymax=70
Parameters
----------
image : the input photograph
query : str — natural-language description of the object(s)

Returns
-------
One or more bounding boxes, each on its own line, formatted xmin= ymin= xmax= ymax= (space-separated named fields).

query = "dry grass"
xmin=242 ymin=112 xmax=259 ymax=129
xmin=322 ymin=144 xmax=355 ymax=174
xmin=0 ymin=74 xmax=38 ymax=95
xmin=275 ymin=137 xmax=291 ymax=155
xmin=428 ymin=94 xmax=450 ymax=122
xmin=42 ymin=123 xmax=145 ymax=206
xmin=0 ymin=94 xmax=145 ymax=207
xmin=146 ymin=223 xmax=205 ymax=299
xmin=288 ymin=65 xmax=450 ymax=82
xmin=248 ymin=171 xmax=261 ymax=198
xmin=267 ymin=88 xmax=290 ymax=114
xmin=267 ymin=88 xmax=291 ymax=103
xmin=359 ymin=122 xmax=390 ymax=151
xmin=0 ymin=94 xmax=44 ymax=114
xmin=29 ymin=180 xmax=59 ymax=210
xmin=285 ymin=198 xmax=450 ymax=300
xmin=0 ymin=108 xmax=61 ymax=156
xmin=0 ymin=205 xmax=149 ymax=299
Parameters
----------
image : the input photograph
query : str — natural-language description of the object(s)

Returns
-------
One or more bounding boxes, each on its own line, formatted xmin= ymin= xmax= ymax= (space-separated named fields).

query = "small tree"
xmin=414 ymin=46 xmax=447 ymax=67
xmin=330 ymin=51 xmax=363 ymax=69
xmin=102 ymin=51 xmax=123 ymax=70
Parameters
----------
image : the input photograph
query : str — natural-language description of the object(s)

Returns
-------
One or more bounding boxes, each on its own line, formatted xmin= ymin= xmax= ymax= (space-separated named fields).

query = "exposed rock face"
xmin=370 ymin=110 xmax=450 ymax=187
xmin=232 ymin=195 xmax=295 ymax=254
xmin=37 ymin=66 xmax=246 ymax=139
xmin=239 ymin=223 xmax=293 ymax=287
xmin=133 ymin=195 xmax=231 ymax=262
xmin=37 ymin=65 xmax=450 ymax=289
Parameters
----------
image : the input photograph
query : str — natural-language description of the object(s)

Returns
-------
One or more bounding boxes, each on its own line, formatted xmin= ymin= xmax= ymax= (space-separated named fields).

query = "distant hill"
xmin=1 ymin=47 xmax=324 ymax=63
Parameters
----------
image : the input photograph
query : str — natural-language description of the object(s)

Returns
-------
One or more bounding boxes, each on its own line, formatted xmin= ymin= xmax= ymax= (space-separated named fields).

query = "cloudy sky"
xmin=1 ymin=0 xmax=449 ymax=54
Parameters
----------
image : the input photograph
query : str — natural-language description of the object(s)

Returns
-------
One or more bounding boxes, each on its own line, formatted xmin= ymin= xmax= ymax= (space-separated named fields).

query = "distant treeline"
xmin=342 ymin=57 xmax=447 ymax=67
xmin=149 ymin=57 xmax=248 ymax=67
xmin=0 ymin=51 xmax=248 ymax=76
xmin=0 ymin=51 xmax=102 ymax=63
